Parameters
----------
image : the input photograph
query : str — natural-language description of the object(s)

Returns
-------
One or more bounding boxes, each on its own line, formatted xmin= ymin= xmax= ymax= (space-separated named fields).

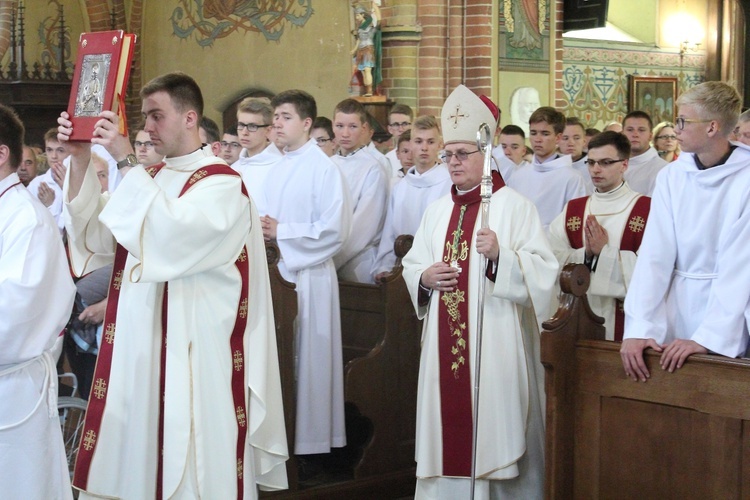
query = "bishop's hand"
xmin=475 ymin=227 xmax=499 ymax=263
xmin=421 ymin=262 xmax=460 ymax=292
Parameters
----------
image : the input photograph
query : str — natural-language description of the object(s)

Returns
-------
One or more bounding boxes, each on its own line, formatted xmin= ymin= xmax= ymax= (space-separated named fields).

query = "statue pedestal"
xmin=352 ymin=95 xmax=388 ymax=104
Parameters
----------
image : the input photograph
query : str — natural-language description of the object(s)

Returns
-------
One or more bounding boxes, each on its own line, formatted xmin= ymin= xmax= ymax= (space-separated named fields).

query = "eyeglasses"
xmin=675 ymin=117 xmax=711 ymax=130
xmin=134 ymin=141 xmax=155 ymax=148
xmin=388 ymin=121 xmax=411 ymax=129
xmin=584 ymin=158 xmax=625 ymax=167
xmin=655 ymin=135 xmax=677 ymax=140
xmin=315 ymin=137 xmax=332 ymax=145
xmin=237 ymin=122 xmax=270 ymax=132
xmin=220 ymin=141 xmax=242 ymax=149
xmin=440 ymin=149 xmax=481 ymax=162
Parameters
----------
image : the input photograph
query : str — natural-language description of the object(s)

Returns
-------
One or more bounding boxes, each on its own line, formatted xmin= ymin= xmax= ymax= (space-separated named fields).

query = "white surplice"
xmin=232 ymin=143 xmax=283 ymax=216
xmin=571 ymin=154 xmax=593 ymax=194
xmin=507 ymin=154 xmax=587 ymax=230
xmin=27 ymin=169 xmax=64 ymax=233
xmin=624 ymin=144 xmax=750 ymax=356
xmin=548 ymin=182 xmax=645 ymax=340
xmin=0 ymin=172 xmax=75 ymax=500
xmin=371 ymin=163 xmax=452 ymax=277
xmin=624 ymin=147 xmax=667 ymax=196
xmin=368 ymin=142 xmax=393 ymax=181
xmin=385 ymin=147 xmax=402 ymax=177
xmin=264 ymin=138 xmax=351 ymax=454
xmin=491 ymin=145 xmax=523 ymax=184
xmin=402 ymin=186 xmax=558 ymax=498
xmin=332 ymin=147 xmax=389 ymax=283
xmin=64 ymin=147 xmax=287 ymax=499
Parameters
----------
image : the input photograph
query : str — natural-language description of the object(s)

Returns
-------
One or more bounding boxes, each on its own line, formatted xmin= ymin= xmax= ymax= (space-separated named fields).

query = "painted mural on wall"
xmin=38 ymin=0 xmax=73 ymax=76
xmin=499 ymin=0 xmax=549 ymax=71
xmin=561 ymin=40 xmax=705 ymax=129
xmin=171 ymin=0 xmax=314 ymax=46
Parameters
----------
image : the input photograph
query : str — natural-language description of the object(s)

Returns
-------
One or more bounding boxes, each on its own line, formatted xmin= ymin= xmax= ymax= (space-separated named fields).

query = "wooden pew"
xmin=264 ymin=236 xmax=422 ymax=498
xmin=542 ymin=263 xmax=750 ymax=499
xmin=262 ymin=242 xmax=300 ymax=492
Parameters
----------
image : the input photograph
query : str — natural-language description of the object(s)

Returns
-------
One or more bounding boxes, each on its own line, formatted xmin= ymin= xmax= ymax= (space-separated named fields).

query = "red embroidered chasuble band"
xmin=73 ymin=163 xmax=251 ymax=499
xmin=438 ymin=171 xmax=503 ymax=477
xmin=564 ymin=195 xmax=651 ymax=340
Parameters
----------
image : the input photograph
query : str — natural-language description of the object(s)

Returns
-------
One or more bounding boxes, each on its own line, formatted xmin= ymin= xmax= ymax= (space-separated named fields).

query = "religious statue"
xmin=351 ymin=2 xmax=382 ymax=97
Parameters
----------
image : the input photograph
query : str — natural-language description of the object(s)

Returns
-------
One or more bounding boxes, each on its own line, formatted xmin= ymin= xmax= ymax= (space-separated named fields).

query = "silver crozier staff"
xmin=469 ymin=123 xmax=494 ymax=499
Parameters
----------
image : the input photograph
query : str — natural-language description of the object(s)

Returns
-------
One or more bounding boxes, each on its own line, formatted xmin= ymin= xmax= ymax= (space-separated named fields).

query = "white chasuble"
xmin=65 ymin=147 xmax=287 ymax=499
xmin=402 ymin=182 xmax=558 ymax=497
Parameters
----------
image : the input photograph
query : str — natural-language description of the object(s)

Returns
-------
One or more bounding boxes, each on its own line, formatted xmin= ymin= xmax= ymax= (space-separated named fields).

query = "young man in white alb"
xmin=560 ymin=116 xmax=592 ymax=193
xmin=371 ymin=115 xmax=451 ymax=282
xmin=494 ymin=124 xmax=528 ymax=183
xmin=261 ymin=89 xmax=351 ymax=456
xmin=621 ymin=110 xmax=667 ymax=195
xmin=219 ymin=125 xmax=242 ymax=165
xmin=231 ymin=97 xmax=282 ymax=216
xmin=331 ymin=98 xmax=389 ymax=283
xmin=385 ymin=103 xmax=414 ymax=178
xmin=507 ymin=106 xmax=586 ymax=230
xmin=621 ymin=81 xmax=750 ymax=381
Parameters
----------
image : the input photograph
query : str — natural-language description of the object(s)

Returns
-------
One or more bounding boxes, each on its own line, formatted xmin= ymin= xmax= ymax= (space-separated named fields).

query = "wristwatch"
xmin=117 ymin=153 xmax=138 ymax=170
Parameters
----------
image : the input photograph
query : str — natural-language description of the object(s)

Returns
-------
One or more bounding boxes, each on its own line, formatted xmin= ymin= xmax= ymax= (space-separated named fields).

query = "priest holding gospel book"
xmin=57 ymin=72 xmax=288 ymax=499
xmin=401 ymin=84 xmax=558 ymax=499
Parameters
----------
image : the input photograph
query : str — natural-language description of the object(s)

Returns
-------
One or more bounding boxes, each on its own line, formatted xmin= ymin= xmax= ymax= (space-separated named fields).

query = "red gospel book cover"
xmin=66 ymin=30 xmax=136 ymax=142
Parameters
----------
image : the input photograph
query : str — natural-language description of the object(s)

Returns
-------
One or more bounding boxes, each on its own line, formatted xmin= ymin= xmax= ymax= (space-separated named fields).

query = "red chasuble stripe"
xmin=437 ymin=171 xmax=503 ymax=477
xmin=563 ymin=196 xmax=588 ymax=249
xmin=563 ymin=195 xmax=651 ymax=341
xmin=614 ymin=196 xmax=650 ymax=340
xmin=73 ymin=163 xmax=166 ymax=491
xmin=73 ymin=163 xmax=251 ymax=498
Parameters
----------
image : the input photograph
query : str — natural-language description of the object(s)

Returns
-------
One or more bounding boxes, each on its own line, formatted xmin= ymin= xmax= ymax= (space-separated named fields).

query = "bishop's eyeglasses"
xmin=440 ymin=150 xmax=481 ymax=163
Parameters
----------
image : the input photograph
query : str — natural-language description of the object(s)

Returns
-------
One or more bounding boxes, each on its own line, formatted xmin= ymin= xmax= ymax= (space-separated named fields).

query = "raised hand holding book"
xmin=66 ymin=30 xmax=136 ymax=142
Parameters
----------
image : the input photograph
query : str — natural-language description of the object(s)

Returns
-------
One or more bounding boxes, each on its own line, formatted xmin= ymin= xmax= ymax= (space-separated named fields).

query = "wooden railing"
xmin=542 ymin=263 xmax=750 ymax=498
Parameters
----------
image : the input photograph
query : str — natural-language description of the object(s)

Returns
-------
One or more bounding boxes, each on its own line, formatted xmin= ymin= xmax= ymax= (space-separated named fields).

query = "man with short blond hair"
xmin=371 ymin=115 xmax=451 ymax=281
xmin=622 ymin=81 xmax=750 ymax=381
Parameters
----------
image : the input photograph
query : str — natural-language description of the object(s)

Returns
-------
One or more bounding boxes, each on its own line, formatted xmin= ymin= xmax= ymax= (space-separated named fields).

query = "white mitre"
xmin=440 ymin=84 xmax=498 ymax=145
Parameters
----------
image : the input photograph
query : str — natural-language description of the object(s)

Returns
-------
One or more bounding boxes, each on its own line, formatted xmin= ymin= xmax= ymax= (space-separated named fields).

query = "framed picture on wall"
xmin=628 ymin=75 xmax=679 ymax=124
